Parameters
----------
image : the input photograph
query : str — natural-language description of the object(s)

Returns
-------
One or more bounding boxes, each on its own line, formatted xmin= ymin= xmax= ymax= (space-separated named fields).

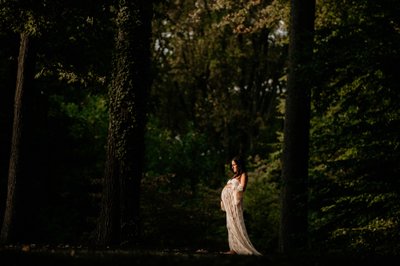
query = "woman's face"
xmin=231 ymin=160 xmax=238 ymax=173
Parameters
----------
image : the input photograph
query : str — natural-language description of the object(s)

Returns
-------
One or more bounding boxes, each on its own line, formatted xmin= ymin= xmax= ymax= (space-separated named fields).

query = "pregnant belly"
xmin=221 ymin=187 xmax=232 ymax=201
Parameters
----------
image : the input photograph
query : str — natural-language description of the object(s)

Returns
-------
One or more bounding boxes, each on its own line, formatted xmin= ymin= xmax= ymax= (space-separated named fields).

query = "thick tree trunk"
xmin=0 ymin=33 xmax=31 ymax=244
xmin=279 ymin=0 xmax=315 ymax=253
xmin=96 ymin=0 xmax=152 ymax=246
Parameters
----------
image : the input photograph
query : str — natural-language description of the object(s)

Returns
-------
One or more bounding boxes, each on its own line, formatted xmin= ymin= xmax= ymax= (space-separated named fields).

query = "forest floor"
xmin=0 ymin=245 xmax=398 ymax=266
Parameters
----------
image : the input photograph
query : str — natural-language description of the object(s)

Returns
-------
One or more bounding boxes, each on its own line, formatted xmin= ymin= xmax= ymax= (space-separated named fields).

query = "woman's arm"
xmin=238 ymin=173 xmax=247 ymax=192
xmin=232 ymin=174 xmax=246 ymax=205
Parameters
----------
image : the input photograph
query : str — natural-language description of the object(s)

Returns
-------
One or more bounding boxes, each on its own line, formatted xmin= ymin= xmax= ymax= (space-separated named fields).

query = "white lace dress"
xmin=221 ymin=178 xmax=262 ymax=255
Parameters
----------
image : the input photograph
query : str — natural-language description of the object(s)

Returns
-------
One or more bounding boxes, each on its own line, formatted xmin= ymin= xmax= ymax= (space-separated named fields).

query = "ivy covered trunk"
xmin=96 ymin=0 xmax=153 ymax=246
xmin=279 ymin=0 xmax=315 ymax=253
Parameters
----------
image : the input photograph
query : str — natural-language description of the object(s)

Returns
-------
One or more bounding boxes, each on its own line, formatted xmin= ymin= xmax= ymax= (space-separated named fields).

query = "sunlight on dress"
xmin=221 ymin=178 xmax=262 ymax=256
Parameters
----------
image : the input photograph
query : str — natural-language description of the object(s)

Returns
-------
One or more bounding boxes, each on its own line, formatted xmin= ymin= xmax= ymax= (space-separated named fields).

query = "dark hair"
xmin=231 ymin=155 xmax=247 ymax=177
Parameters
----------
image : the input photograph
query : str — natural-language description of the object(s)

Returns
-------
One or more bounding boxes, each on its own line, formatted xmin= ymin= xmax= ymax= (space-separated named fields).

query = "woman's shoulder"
xmin=239 ymin=172 xmax=247 ymax=179
xmin=233 ymin=172 xmax=246 ymax=179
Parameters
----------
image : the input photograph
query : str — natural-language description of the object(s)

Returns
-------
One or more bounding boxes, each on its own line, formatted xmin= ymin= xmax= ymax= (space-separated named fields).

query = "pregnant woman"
xmin=220 ymin=156 xmax=262 ymax=256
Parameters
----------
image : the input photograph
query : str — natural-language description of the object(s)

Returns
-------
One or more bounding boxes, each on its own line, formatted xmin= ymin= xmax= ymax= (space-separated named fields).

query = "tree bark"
xmin=0 ymin=33 xmax=31 ymax=244
xmin=0 ymin=35 xmax=18 ymax=229
xmin=96 ymin=0 xmax=152 ymax=246
xmin=279 ymin=0 xmax=315 ymax=253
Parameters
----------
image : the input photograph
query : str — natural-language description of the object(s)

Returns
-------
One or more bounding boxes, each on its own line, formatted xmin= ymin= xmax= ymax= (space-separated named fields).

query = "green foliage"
xmin=142 ymin=116 xmax=227 ymax=248
xmin=41 ymin=92 xmax=108 ymax=243
xmin=58 ymin=94 xmax=108 ymax=142
xmin=140 ymin=176 xmax=227 ymax=250
xmin=151 ymin=0 xmax=286 ymax=158
xmin=145 ymin=116 xmax=224 ymax=189
xmin=309 ymin=0 xmax=400 ymax=254
xmin=245 ymin=154 xmax=281 ymax=252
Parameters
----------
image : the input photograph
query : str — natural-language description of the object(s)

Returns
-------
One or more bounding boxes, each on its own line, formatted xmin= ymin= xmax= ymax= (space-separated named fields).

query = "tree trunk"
xmin=0 ymin=35 xmax=18 ymax=229
xmin=279 ymin=0 xmax=315 ymax=253
xmin=96 ymin=0 xmax=152 ymax=246
xmin=0 ymin=33 xmax=31 ymax=244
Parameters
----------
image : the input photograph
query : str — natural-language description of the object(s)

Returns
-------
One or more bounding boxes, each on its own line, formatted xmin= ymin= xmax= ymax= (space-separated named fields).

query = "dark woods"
xmin=0 ymin=0 xmax=399 ymax=258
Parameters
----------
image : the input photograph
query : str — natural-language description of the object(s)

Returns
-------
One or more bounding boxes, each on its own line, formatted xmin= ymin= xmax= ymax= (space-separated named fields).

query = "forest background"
xmin=0 ymin=0 xmax=399 ymax=257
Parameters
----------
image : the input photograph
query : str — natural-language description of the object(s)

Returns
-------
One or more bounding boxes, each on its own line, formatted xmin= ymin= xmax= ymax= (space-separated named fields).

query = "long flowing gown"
xmin=221 ymin=178 xmax=262 ymax=255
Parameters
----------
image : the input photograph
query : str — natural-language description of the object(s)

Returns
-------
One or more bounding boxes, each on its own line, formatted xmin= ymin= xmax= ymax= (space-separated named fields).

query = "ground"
xmin=0 ymin=245 xmax=398 ymax=266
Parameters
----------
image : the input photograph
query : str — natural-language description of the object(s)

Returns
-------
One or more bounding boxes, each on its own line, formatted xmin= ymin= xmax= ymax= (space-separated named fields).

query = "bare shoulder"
xmin=239 ymin=173 xmax=247 ymax=182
